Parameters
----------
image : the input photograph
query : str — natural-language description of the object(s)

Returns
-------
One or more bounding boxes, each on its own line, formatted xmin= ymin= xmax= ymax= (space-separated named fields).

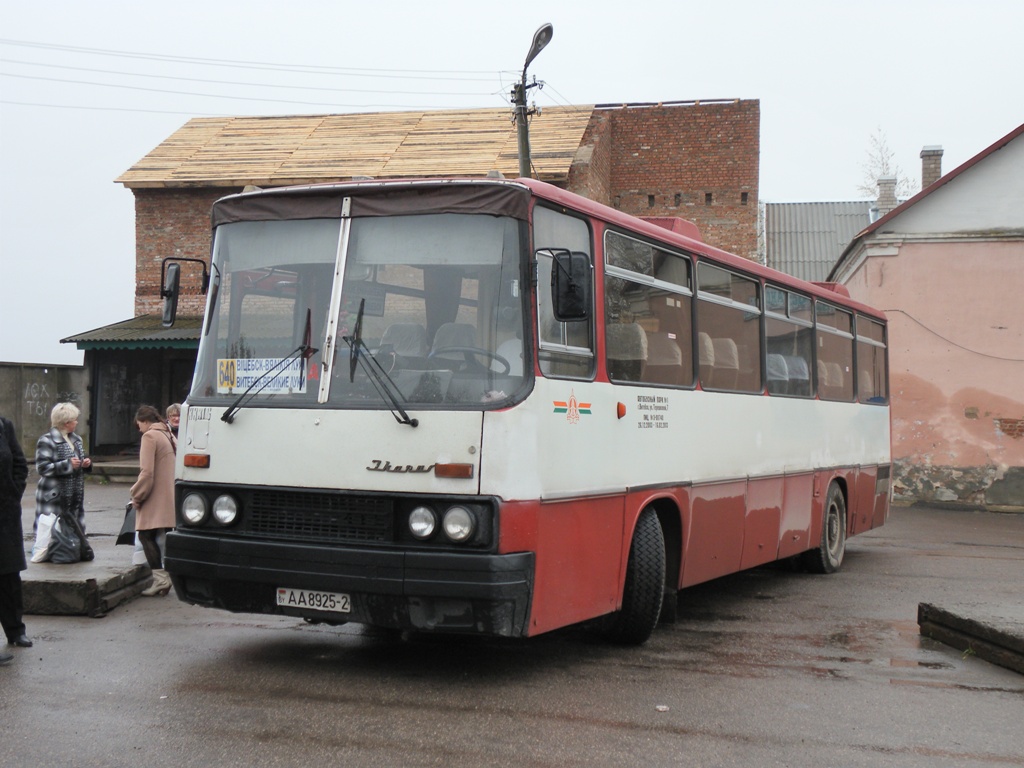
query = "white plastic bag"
xmin=131 ymin=530 xmax=165 ymax=566
xmin=31 ymin=512 xmax=57 ymax=563
xmin=132 ymin=533 xmax=147 ymax=566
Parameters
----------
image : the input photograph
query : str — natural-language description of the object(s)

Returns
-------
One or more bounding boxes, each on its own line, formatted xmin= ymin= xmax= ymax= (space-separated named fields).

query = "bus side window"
xmin=696 ymin=263 xmax=761 ymax=393
xmin=765 ymin=286 xmax=814 ymax=397
xmin=856 ymin=315 xmax=888 ymax=403
xmin=816 ymin=301 xmax=854 ymax=402
xmin=603 ymin=231 xmax=693 ymax=388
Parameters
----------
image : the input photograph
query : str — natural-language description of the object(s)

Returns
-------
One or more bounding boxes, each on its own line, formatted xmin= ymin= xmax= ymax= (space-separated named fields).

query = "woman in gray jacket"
xmin=34 ymin=402 xmax=92 ymax=534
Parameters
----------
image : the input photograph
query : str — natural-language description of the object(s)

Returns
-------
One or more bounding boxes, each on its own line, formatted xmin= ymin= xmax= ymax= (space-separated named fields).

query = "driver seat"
xmin=430 ymin=323 xmax=477 ymax=361
xmin=379 ymin=323 xmax=428 ymax=357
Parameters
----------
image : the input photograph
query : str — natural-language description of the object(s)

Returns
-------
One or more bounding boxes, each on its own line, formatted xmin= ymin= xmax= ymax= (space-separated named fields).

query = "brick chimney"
xmin=876 ymin=176 xmax=898 ymax=217
xmin=920 ymin=145 xmax=943 ymax=188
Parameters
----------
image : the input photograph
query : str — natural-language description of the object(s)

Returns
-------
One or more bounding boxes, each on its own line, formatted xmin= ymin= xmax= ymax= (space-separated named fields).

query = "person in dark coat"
xmin=1 ymin=414 xmax=31 ymax=665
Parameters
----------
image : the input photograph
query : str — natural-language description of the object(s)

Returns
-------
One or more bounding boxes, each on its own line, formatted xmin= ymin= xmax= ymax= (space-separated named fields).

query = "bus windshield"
xmin=190 ymin=212 xmax=530 ymax=410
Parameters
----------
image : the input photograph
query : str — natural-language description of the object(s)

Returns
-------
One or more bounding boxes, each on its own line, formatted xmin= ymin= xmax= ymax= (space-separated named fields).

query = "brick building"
xmin=65 ymin=100 xmax=760 ymax=452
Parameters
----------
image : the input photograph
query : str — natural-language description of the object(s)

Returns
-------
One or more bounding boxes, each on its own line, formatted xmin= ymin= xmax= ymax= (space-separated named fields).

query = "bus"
xmin=162 ymin=177 xmax=890 ymax=645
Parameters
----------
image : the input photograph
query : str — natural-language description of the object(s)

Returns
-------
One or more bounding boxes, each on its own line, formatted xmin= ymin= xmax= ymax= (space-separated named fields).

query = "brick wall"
xmin=133 ymin=188 xmax=239 ymax=315
xmin=593 ymin=100 xmax=760 ymax=260
xmin=567 ymin=110 xmax=613 ymax=204
xmin=130 ymin=102 xmax=760 ymax=315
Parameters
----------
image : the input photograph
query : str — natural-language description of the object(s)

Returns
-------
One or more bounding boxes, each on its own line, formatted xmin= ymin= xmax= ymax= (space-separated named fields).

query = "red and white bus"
xmin=163 ymin=177 xmax=890 ymax=644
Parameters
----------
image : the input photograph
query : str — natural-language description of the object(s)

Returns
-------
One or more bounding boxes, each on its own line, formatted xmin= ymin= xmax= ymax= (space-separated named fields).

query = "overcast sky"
xmin=1 ymin=0 xmax=1021 ymax=365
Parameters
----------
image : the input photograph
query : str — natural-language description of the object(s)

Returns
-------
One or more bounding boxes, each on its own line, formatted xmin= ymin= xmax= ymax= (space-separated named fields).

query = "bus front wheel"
xmin=601 ymin=508 xmax=666 ymax=645
xmin=801 ymin=482 xmax=847 ymax=574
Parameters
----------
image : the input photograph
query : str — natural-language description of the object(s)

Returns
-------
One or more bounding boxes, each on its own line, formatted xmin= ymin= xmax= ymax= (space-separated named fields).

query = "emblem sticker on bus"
xmin=553 ymin=391 xmax=591 ymax=424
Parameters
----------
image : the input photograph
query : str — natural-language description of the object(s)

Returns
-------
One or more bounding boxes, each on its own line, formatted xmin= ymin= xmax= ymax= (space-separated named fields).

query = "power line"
xmin=538 ymin=82 xmax=587 ymax=112
xmin=0 ymin=99 xmax=226 ymax=117
xmin=0 ymin=57 xmax=496 ymax=97
xmin=0 ymin=38 xmax=513 ymax=81
xmin=885 ymin=309 xmax=1024 ymax=362
xmin=0 ymin=38 xmax=571 ymax=118
xmin=0 ymin=71 xmax=486 ymax=109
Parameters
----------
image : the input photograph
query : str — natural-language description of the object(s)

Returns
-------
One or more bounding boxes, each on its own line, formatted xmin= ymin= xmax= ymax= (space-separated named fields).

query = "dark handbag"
xmin=46 ymin=512 xmax=93 ymax=563
xmin=117 ymin=503 xmax=137 ymax=546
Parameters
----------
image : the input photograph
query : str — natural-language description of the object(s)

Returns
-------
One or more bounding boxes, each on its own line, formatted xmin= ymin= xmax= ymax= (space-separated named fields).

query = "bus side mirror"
xmin=551 ymin=250 xmax=592 ymax=321
xmin=162 ymin=262 xmax=181 ymax=328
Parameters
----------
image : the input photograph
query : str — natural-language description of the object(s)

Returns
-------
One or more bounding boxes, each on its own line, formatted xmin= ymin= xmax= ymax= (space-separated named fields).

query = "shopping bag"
xmin=117 ymin=503 xmax=137 ymax=546
xmin=30 ymin=512 xmax=57 ymax=563
xmin=45 ymin=514 xmax=83 ymax=564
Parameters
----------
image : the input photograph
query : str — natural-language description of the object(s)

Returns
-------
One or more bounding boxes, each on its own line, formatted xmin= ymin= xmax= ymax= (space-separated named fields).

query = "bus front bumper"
xmin=165 ymin=530 xmax=534 ymax=637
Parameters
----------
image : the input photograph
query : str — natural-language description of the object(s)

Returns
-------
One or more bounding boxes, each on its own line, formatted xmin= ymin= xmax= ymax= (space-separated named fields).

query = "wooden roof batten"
xmin=117 ymin=106 xmax=595 ymax=190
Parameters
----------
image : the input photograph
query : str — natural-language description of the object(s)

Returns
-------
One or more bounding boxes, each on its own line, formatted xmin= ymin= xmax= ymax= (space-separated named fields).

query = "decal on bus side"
xmin=553 ymin=390 xmax=591 ymax=424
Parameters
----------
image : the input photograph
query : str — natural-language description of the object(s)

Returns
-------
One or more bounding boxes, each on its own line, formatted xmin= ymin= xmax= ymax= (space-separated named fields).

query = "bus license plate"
xmin=276 ymin=587 xmax=351 ymax=614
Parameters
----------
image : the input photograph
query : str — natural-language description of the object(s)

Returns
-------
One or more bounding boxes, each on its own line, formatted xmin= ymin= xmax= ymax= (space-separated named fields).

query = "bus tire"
xmin=801 ymin=482 xmax=847 ymax=574
xmin=601 ymin=508 xmax=665 ymax=645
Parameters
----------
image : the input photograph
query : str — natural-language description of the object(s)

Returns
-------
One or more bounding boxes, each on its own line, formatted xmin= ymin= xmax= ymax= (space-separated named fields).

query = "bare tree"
xmin=857 ymin=128 xmax=918 ymax=199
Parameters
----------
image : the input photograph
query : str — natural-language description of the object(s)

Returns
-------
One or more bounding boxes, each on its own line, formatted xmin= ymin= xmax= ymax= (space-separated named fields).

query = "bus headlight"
xmin=182 ymin=493 xmax=208 ymax=526
xmin=442 ymin=506 xmax=475 ymax=543
xmin=409 ymin=505 xmax=437 ymax=539
xmin=212 ymin=495 xmax=239 ymax=525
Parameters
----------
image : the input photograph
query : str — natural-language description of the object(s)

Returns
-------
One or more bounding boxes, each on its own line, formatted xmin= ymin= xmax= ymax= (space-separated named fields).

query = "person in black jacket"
xmin=0 ymin=415 xmax=31 ymax=665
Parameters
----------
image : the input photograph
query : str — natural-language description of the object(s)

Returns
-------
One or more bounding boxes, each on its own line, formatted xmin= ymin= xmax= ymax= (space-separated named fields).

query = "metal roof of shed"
xmin=61 ymin=315 xmax=201 ymax=350
xmin=765 ymin=201 xmax=871 ymax=282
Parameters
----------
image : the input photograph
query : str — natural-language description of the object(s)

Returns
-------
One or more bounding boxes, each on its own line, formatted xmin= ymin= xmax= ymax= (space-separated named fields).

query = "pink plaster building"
xmin=830 ymin=124 xmax=1024 ymax=507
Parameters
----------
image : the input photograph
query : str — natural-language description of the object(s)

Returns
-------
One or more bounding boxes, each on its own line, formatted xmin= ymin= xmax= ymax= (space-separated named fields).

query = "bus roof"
xmin=212 ymin=177 xmax=886 ymax=322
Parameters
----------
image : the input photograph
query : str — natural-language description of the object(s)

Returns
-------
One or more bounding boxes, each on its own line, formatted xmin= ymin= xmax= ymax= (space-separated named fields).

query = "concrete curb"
xmin=918 ymin=602 xmax=1024 ymax=675
xmin=23 ymin=554 xmax=153 ymax=618
xmin=20 ymin=481 xmax=155 ymax=618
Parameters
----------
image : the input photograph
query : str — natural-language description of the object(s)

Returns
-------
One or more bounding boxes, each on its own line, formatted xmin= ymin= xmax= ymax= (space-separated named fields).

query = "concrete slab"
xmin=918 ymin=602 xmax=1024 ymax=675
xmin=19 ymin=477 xmax=154 ymax=617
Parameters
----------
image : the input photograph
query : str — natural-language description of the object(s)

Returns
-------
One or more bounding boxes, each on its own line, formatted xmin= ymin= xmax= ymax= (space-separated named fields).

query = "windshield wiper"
xmin=221 ymin=309 xmax=319 ymax=424
xmin=342 ymin=298 xmax=419 ymax=428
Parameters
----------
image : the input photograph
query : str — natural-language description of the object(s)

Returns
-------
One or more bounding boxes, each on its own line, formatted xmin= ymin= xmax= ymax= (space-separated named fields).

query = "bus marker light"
xmin=617 ymin=402 xmax=627 ymax=419
xmin=435 ymin=463 xmax=474 ymax=479
xmin=184 ymin=454 xmax=211 ymax=468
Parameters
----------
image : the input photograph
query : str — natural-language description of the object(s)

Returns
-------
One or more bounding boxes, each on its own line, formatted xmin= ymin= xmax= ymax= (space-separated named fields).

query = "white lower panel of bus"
xmin=481 ymin=378 xmax=891 ymax=500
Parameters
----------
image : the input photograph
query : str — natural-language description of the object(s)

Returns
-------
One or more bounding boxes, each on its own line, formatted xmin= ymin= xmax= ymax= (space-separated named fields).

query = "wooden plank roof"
xmin=117 ymin=106 xmax=595 ymax=189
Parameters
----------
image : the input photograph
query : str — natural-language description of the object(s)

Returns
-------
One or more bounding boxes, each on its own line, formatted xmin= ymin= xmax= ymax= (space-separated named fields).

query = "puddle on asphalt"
xmin=889 ymin=658 xmax=955 ymax=670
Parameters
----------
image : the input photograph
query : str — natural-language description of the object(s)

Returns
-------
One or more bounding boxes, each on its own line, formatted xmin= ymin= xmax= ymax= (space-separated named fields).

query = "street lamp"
xmin=513 ymin=23 xmax=553 ymax=178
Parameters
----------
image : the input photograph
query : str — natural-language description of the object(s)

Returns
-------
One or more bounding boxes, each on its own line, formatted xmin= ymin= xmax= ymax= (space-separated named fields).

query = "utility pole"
xmin=513 ymin=24 xmax=553 ymax=179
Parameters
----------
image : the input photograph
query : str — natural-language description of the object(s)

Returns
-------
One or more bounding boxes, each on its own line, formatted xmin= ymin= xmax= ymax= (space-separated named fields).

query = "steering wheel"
xmin=429 ymin=346 xmax=511 ymax=375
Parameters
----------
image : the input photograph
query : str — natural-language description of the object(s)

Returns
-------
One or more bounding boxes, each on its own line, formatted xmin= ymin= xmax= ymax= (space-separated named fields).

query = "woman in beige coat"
xmin=130 ymin=405 xmax=177 ymax=596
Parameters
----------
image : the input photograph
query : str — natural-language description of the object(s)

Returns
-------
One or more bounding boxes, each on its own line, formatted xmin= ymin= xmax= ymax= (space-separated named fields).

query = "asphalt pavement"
xmin=16 ymin=475 xmax=1024 ymax=675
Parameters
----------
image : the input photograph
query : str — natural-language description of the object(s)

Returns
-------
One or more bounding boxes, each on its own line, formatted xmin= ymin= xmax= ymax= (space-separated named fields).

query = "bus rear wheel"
xmin=801 ymin=482 xmax=847 ymax=574
xmin=601 ymin=508 xmax=665 ymax=645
